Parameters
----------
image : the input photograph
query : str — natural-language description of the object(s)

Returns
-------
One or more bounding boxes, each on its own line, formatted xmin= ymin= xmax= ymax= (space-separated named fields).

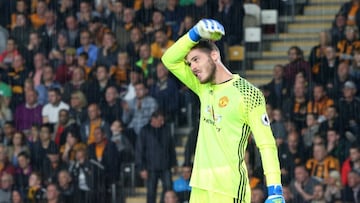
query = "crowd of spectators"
xmin=251 ymin=0 xmax=360 ymax=202
xmin=0 ymin=0 xmax=235 ymax=202
xmin=0 ymin=0 xmax=359 ymax=203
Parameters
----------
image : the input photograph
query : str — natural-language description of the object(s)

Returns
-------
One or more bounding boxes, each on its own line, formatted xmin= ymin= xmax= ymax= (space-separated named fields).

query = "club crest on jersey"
xmin=218 ymin=96 xmax=229 ymax=108
xmin=261 ymin=114 xmax=270 ymax=126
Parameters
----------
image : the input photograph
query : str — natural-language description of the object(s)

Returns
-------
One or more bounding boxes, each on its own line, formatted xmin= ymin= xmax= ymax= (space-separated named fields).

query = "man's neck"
xmin=26 ymin=102 xmax=38 ymax=109
xmin=52 ymin=101 xmax=61 ymax=107
xmin=99 ymin=79 xmax=108 ymax=87
xmin=91 ymin=118 xmax=101 ymax=123
xmin=212 ymin=64 xmax=233 ymax=84
xmin=48 ymin=199 xmax=58 ymax=203
xmin=82 ymin=44 xmax=90 ymax=51
xmin=44 ymin=80 xmax=53 ymax=86
xmin=345 ymin=96 xmax=354 ymax=102
xmin=72 ymin=80 xmax=84 ymax=86
xmin=41 ymin=139 xmax=50 ymax=147
xmin=274 ymin=78 xmax=282 ymax=84
xmin=108 ymin=100 xmax=116 ymax=106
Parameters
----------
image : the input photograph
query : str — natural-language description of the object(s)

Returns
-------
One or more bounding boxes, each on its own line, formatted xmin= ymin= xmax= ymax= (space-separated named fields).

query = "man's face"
xmin=325 ymin=47 xmax=336 ymax=60
xmin=350 ymin=148 xmax=360 ymax=162
xmin=80 ymin=2 xmax=90 ymax=13
xmin=295 ymin=167 xmax=307 ymax=183
xmin=135 ymin=84 xmax=147 ymax=99
xmin=43 ymin=67 xmax=54 ymax=81
xmin=65 ymin=54 xmax=75 ymax=65
xmin=46 ymin=185 xmax=59 ymax=201
xmin=96 ymin=67 xmax=108 ymax=81
xmin=6 ymin=40 xmax=15 ymax=52
xmin=325 ymin=107 xmax=336 ymax=119
xmin=155 ymin=31 xmax=167 ymax=46
xmin=72 ymin=68 xmax=83 ymax=82
xmin=273 ymin=66 xmax=283 ymax=80
xmin=25 ymin=91 xmax=37 ymax=105
xmin=45 ymin=11 xmax=55 ymax=26
xmin=59 ymin=111 xmax=69 ymax=125
xmin=313 ymin=145 xmax=326 ymax=161
xmin=287 ymin=133 xmax=298 ymax=149
xmin=348 ymin=172 xmax=360 ymax=188
xmin=186 ymin=49 xmax=216 ymax=84
xmin=139 ymin=44 xmax=151 ymax=59
xmin=150 ymin=115 xmax=165 ymax=128
xmin=94 ymin=128 xmax=104 ymax=144
xmin=48 ymin=91 xmax=59 ymax=105
xmin=105 ymin=87 xmax=117 ymax=103
xmin=182 ymin=166 xmax=192 ymax=180
xmin=102 ymin=34 xmax=114 ymax=48
xmin=80 ymin=32 xmax=90 ymax=46
xmin=30 ymin=33 xmax=40 ymax=46
xmin=13 ymin=55 xmax=24 ymax=69
xmin=1 ymin=175 xmax=12 ymax=190
xmin=88 ymin=105 xmax=99 ymax=120
xmin=28 ymin=174 xmax=39 ymax=187
xmin=17 ymin=155 xmax=29 ymax=169
xmin=34 ymin=54 xmax=45 ymax=69
xmin=130 ymin=28 xmax=142 ymax=43
xmin=156 ymin=63 xmax=168 ymax=80
xmin=58 ymin=172 xmax=71 ymax=187
xmin=66 ymin=16 xmax=77 ymax=30
xmin=36 ymin=1 xmax=47 ymax=15
xmin=313 ymin=86 xmax=324 ymax=101
xmin=152 ymin=11 xmax=163 ymax=24
xmin=40 ymin=127 xmax=51 ymax=141
xmin=113 ymin=2 xmax=124 ymax=13
xmin=288 ymin=49 xmax=298 ymax=62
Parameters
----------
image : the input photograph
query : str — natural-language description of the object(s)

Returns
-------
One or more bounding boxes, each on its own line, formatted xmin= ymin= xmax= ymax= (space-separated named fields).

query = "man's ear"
xmin=210 ymin=50 xmax=220 ymax=62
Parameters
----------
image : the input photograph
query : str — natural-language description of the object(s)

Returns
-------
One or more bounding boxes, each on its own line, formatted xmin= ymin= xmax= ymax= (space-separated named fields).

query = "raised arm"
xmin=161 ymin=19 xmax=225 ymax=94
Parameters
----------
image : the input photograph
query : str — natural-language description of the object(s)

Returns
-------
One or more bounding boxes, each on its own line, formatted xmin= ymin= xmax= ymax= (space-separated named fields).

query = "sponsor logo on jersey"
xmin=261 ymin=114 xmax=270 ymax=126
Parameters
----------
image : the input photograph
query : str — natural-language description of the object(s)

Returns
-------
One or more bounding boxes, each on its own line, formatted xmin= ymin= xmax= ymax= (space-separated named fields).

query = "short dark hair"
xmin=151 ymin=109 xmax=164 ymax=118
xmin=18 ymin=151 xmax=30 ymax=160
xmin=41 ymin=123 xmax=54 ymax=134
xmin=48 ymin=87 xmax=61 ymax=96
xmin=288 ymin=46 xmax=304 ymax=59
xmin=191 ymin=40 xmax=219 ymax=54
xmin=79 ymin=52 xmax=89 ymax=60
xmin=4 ymin=121 xmax=14 ymax=127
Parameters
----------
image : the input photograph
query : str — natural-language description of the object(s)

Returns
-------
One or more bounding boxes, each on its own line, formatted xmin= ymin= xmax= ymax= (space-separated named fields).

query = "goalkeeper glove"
xmin=188 ymin=19 xmax=225 ymax=42
xmin=265 ymin=185 xmax=285 ymax=203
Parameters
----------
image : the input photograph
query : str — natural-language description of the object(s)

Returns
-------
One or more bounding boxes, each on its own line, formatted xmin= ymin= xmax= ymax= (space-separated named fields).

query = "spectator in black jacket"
xmin=57 ymin=170 xmax=75 ymax=203
xmin=85 ymin=65 xmax=117 ymax=105
xmin=338 ymin=81 xmax=360 ymax=143
xmin=100 ymin=86 xmax=124 ymax=124
xmin=88 ymin=126 xmax=119 ymax=203
xmin=263 ymin=64 xmax=289 ymax=109
xmin=136 ymin=110 xmax=177 ymax=203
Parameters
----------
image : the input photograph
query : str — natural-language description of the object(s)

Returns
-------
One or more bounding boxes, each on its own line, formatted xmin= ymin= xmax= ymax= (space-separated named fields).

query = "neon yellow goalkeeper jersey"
xmin=162 ymin=34 xmax=281 ymax=199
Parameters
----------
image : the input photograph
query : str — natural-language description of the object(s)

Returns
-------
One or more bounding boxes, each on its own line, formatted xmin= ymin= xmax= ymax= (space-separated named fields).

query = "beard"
xmin=199 ymin=58 xmax=216 ymax=84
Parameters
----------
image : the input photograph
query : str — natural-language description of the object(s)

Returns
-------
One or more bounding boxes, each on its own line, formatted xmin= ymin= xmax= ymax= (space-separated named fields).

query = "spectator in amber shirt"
xmin=305 ymin=143 xmax=340 ymax=182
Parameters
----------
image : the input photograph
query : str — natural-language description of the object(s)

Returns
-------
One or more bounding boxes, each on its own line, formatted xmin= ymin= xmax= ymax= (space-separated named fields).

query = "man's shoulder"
xmin=231 ymin=76 xmax=261 ymax=95
xmin=59 ymin=101 xmax=70 ymax=109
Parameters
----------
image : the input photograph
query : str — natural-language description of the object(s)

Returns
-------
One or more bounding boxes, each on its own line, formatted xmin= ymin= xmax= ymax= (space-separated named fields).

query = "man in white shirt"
xmin=42 ymin=88 xmax=69 ymax=124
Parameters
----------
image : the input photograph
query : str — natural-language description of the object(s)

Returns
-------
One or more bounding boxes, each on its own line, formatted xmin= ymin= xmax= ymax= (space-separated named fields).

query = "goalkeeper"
xmin=161 ymin=19 xmax=285 ymax=203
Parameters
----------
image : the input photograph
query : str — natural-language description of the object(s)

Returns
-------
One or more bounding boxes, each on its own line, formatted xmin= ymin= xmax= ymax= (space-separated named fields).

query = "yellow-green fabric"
xmin=162 ymin=34 xmax=281 ymax=200
xmin=190 ymin=186 xmax=250 ymax=203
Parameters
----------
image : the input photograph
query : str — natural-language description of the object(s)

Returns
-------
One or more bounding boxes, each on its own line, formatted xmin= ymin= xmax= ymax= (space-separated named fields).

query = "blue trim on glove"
xmin=267 ymin=185 xmax=283 ymax=196
xmin=189 ymin=27 xmax=200 ymax=42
